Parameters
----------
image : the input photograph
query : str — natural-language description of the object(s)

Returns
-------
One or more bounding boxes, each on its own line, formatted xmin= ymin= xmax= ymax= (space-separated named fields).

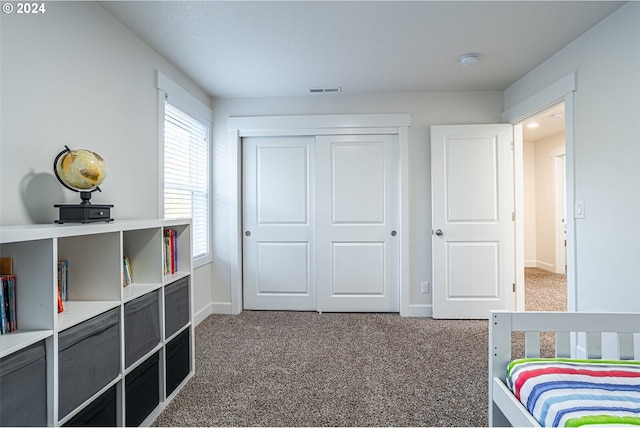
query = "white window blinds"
xmin=163 ymin=100 xmax=210 ymax=260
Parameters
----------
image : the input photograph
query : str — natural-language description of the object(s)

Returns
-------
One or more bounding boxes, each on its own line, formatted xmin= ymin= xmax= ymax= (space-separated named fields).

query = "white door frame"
xmin=227 ymin=114 xmax=411 ymax=315
xmin=503 ymin=72 xmax=577 ymax=312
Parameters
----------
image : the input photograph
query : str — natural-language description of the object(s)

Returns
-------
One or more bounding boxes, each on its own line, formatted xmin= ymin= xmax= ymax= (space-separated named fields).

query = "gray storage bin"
xmin=125 ymin=352 xmax=160 ymax=427
xmin=58 ymin=308 xmax=120 ymax=419
xmin=165 ymin=328 xmax=190 ymax=396
xmin=0 ymin=340 xmax=47 ymax=427
xmin=62 ymin=384 xmax=117 ymax=427
xmin=125 ymin=290 xmax=160 ymax=368
xmin=164 ymin=277 xmax=189 ymax=338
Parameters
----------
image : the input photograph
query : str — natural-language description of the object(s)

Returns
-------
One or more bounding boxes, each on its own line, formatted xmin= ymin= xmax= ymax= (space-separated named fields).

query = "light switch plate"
xmin=575 ymin=201 xmax=585 ymax=219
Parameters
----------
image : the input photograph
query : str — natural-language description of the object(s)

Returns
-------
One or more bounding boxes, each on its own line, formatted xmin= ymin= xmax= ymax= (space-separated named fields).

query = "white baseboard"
xmin=211 ymin=301 xmax=232 ymax=314
xmin=525 ymin=260 xmax=555 ymax=272
xmin=536 ymin=261 xmax=555 ymax=271
xmin=193 ymin=301 xmax=233 ymax=326
xmin=198 ymin=301 xmax=433 ymax=321
xmin=404 ymin=304 xmax=432 ymax=317
xmin=193 ymin=303 xmax=213 ymax=326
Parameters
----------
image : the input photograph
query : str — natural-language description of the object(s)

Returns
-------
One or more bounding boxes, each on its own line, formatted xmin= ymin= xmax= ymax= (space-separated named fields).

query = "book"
xmin=0 ymin=274 xmax=16 ymax=333
xmin=173 ymin=230 xmax=178 ymax=273
xmin=170 ymin=229 xmax=176 ymax=274
xmin=57 ymin=286 xmax=64 ymax=313
xmin=57 ymin=260 xmax=68 ymax=301
xmin=123 ymin=256 xmax=132 ymax=287
xmin=0 ymin=257 xmax=13 ymax=275
xmin=0 ymin=276 xmax=5 ymax=334
xmin=3 ymin=277 xmax=10 ymax=333
xmin=8 ymin=275 xmax=16 ymax=331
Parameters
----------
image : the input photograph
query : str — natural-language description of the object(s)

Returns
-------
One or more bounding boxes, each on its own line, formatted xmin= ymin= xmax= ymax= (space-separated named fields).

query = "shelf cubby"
xmin=0 ymin=219 xmax=193 ymax=427
xmin=162 ymin=223 xmax=191 ymax=283
xmin=123 ymin=228 xmax=163 ymax=285
xmin=0 ymin=239 xmax=55 ymax=358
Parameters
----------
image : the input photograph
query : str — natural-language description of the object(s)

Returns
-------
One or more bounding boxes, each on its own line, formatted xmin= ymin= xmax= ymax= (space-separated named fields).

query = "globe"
xmin=55 ymin=148 xmax=107 ymax=191
xmin=53 ymin=146 xmax=113 ymax=223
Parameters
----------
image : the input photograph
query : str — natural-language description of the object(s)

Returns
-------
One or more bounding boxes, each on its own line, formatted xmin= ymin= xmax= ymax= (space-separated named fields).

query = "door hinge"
xmin=512 ymin=212 xmax=515 ymax=221
xmin=513 ymin=283 xmax=516 ymax=293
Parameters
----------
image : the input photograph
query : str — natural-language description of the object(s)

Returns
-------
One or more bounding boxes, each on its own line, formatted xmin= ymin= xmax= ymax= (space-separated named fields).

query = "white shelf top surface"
xmin=57 ymin=300 xmax=121 ymax=332
xmin=0 ymin=218 xmax=191 ymax=244
xmin=123 ymin=283 xmax=163 ymax=303
xmin=0 ymin=329 xmax=53 ymax=359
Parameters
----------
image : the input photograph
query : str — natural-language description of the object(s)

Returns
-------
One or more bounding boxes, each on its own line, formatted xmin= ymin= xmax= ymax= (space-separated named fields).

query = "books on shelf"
xmin=57 ymin=287 xmax=64 ymax=314
xmin=1 ymin=257 xmax=17 ymax=334
xmin=57 ymin=260 xmax=68 ymax=313
xmin=163 ymin=229 xmax=178 ymax=275
xmin=123 ymin=256 xmax=133 ymax=287
xmin=58 ymin=260 xmax=68 ymax=301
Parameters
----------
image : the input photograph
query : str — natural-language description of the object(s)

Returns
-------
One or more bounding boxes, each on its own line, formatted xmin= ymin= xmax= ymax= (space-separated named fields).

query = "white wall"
xmin=0 ymin=2 xmax=214 ymax=321
xmin=535 ymin=133 xmax=565 ymax=271
xmin=523 ymin=141 xmax=537 ymax=266
xmin=506 ymin=2 xmax=640 ymax=312
xmin=210 ymin=91 xmax=504 ymax=313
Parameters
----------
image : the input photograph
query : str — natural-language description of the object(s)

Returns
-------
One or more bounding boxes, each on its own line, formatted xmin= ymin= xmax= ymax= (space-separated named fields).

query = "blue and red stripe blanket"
xmin=506 ymin=358 xmax=640 ymax=427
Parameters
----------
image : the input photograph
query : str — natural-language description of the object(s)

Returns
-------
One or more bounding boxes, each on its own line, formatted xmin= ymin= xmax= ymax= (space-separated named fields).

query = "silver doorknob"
xmin=245 ymin=231 xmax=251 ymax=237
xmin=435 ymin=229 xmax=443 ymax=236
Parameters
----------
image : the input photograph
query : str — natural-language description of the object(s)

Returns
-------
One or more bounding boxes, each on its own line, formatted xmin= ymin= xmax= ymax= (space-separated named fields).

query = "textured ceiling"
xmin=100 ymin=1 xmax=625 ymax=99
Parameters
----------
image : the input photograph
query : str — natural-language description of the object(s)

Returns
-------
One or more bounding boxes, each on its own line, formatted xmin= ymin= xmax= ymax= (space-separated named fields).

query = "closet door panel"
xmin=242 ymin=136 xmax=316 ymax=310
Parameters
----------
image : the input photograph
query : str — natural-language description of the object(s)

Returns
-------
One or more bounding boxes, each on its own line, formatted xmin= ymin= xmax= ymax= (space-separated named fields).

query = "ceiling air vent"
xmin=309 ymin=87 xmax=342 ymax=94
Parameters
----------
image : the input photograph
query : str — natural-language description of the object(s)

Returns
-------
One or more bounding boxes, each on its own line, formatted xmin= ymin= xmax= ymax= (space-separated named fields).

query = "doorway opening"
xmin=521 ymin=102 xmax=567 ymax=312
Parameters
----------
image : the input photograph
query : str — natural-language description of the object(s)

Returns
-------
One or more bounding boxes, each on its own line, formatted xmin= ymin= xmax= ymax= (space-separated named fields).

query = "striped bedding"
xmin=506 ymin=358 xmax=640 ymax=427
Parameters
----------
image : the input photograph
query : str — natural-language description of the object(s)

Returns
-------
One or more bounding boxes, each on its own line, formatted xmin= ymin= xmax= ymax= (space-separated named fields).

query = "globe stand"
xmin=80 ymin=191 xmax=93 ymax=205
xmin=54 ymin=203 xmax=114 ymax=224
xmin=53 ymin=146 xmax=114 ymax=224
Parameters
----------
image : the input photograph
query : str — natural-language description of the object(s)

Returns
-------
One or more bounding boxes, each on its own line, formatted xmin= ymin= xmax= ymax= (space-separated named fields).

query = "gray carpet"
xmin=525 ymin=267 xmax=567 ymax=312
xmin=154 ymin=270 xmax=565 ymax=427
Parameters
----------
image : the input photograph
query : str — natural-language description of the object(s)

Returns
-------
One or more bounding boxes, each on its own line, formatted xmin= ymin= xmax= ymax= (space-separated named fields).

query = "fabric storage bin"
xmin=125 ymin=352 xmax=160 ymax=427
xmin=124 ymin=290 xmax=160 ymax=368
xmin=63 ymin=384 xmax=117 ymax=427
xmin=165 ymin=328 xmax=190 ymax=396
xmin=58 ymin=308 xmax=120 ymax=419
xmin=0 ymin=340 xmax=47 ymax=427
xmin=164 ymin=277 xmax=189 ymax=339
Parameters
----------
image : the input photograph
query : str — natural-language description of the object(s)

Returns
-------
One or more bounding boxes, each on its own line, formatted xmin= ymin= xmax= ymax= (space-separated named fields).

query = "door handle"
xmin=434 ymin=229 xmax=444 ymax=237
xmin=391 ymin=230 xmax=397 ymax=237
xmin=245 ymin=231 xmax=251 ymax=237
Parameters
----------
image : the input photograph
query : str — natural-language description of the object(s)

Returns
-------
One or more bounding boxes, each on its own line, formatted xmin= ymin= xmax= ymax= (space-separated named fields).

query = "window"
xmin=157 ymin=71 xmax=212 ymax=266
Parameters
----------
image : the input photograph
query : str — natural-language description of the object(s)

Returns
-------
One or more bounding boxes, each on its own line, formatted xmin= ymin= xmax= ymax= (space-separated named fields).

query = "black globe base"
xmin=80 ymin=191 xmax=93 ymax=205
xmin=54 ymin=204 xmax=114 ymax=224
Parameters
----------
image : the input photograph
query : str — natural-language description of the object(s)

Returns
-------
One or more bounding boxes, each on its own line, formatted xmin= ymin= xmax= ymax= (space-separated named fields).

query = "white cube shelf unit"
xmin=0 ymin=219 xmax=194 ymax=427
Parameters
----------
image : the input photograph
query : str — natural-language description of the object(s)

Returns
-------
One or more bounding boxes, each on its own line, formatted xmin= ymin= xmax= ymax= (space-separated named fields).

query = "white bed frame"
xmin=489 ymin=310 xmax=640 ymax=427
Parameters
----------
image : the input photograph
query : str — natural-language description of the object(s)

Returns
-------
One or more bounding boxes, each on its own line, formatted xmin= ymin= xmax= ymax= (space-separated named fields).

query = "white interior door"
xmin=431 ymin=124 xmax=515 ymax=319
xmin=316 ymin=135 xmax=399 ymax=312
xmin=242 ymin=136 xmax=316 ymax=310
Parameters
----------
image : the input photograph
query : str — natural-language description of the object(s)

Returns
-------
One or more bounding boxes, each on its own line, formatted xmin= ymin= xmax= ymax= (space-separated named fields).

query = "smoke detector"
xmin=458 ymin=53 xmax=479 ymax=66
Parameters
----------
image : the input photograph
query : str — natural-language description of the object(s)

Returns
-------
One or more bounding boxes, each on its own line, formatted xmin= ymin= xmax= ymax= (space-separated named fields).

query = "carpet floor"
xmin=153 ymin=269 xmax=566 ymax=427
xmin=525 ymin=267 xmax=567 ymax=312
